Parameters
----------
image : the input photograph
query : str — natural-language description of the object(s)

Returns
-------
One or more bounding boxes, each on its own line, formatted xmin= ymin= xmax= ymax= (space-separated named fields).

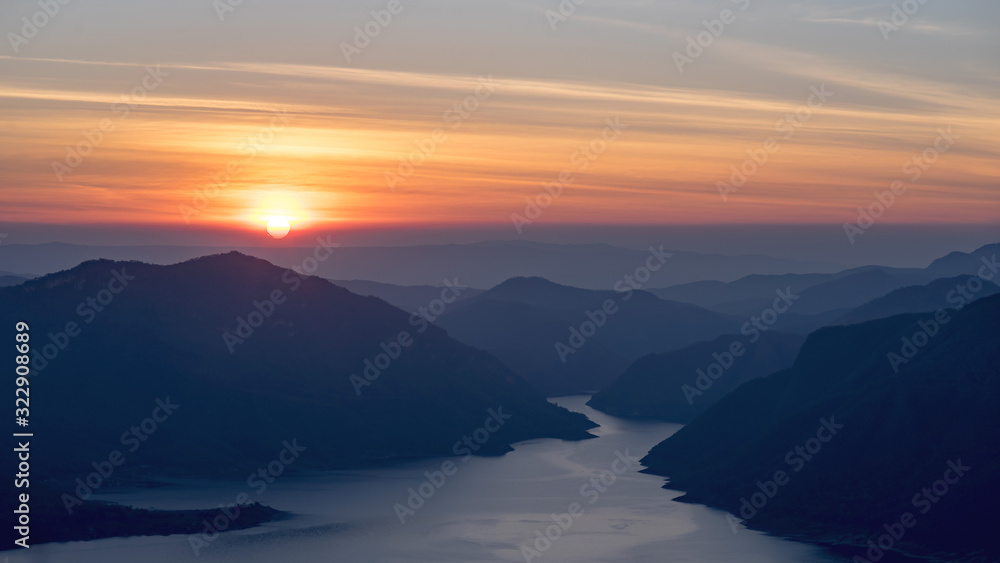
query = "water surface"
xmin=14 ymin=396 xmax=847 ymax=562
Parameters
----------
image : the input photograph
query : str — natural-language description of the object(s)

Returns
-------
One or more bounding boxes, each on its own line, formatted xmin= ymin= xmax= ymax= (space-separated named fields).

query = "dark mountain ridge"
xmin=436 ymin=276 xmax=739 ymax=395
xmin=836 ymin=275 xmax=1000 ymax=325
xmin=651 ymin=242 xmax=1000 ymax=316
xmin=640 ymin=294 xmax=1000 ymax=561
xmin=3 ymin=252 xmax=597 ymax=483
xmin=588 ymin=331 xmax=805 ymax=422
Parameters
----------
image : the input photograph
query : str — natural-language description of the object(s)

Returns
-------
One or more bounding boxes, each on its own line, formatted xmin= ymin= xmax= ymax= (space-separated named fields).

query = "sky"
xmin=0 ymin=0 xmax=997 ymax=243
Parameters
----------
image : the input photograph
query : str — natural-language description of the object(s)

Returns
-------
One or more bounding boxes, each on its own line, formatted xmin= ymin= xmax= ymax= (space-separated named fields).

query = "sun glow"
xmin=266 ymin=216 xmax=291 ymax=238
xmin=245 ymin=190 xmax=312 ymax=238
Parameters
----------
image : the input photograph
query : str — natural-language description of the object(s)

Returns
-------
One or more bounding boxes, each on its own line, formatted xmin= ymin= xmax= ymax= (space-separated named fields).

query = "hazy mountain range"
xmin=435 ymin=277 xmax=738 ymax=395
xmin=641 ymin=294 xmax=1000 ymax=561
xmin=651 ymin=243 xmax=999 ymax=314
xmin=834 ymin=275 xmax=1000 ymax=326
xmin=0 ymin=240 xmax=841 ymax=288
xmin=3 ymin=241 xmax=997 ymax=557
xmin=587 ymin=260 xmax=1000 ymax=422
xmin=330 ymin=278 xmax=485 ymax=312
xmin=588 ymin=331 xmax=806 ymax=422
xmin=336 ymin=243 xmax=1000 ymax=398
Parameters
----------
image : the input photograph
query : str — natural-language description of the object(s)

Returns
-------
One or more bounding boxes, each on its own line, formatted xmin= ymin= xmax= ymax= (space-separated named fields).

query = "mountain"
xmin=436 ymin=277 xmax=738 ymax=395
xmin=789 ymin=269 xmax=912 ymax=315
xmin=756 ymin=309 xmax=847 ymax=335
xmin=1 ymin=253 xmax=596 ymax=483
xmin=2 ymin=480 xmax=280 ymax=547
xmin=0 ymin=241 xmax=840 ymax=289
xmin=640 ymin=294 xmax=1000 ymax=561
xmin=669 ymin=269 xmax=915 ymax=319
xmin=924 ymin=242 xmax=1000 ymax=278
xmin=329 ymin=278 xmax=483 ymax=313
xmin=836 ymin=275 xmax=1000 ymax=325
xmin=650 ymin=243 xmax=1000 ymax=315
xmin=649 ymin=271 xmax=867 ymax=309
xmin=0 ymin=274 xmax=28 ymax=287
xmin=587 ymin=331 xmax=805 ymax=422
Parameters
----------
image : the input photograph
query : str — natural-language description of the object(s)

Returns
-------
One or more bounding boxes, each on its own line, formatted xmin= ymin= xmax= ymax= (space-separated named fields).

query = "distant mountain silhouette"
xmin=640 ymin=294 xmax=1000 ymax=561
xmin=788 ymin=269 xmax=911 ymax=315
xmin=836 ymin=275 xmax=1000 ymax=325
xmin=436 ymin=277 xmax=738 ymax=395
xmin=0 ymin=274 xmax=28 ymax=287
xmin=0 ymin=253 xmax=596 ymax=482
xmin=650 ymin=271 xmax=864 ymax=309
xmin=2 ymin=480 xmax=280 ymax=547
xmin=588 ymin=331 xmax=804 ymax=422
xmin=651 ymin=243 xmax=999 ymax=316
xmin=924 ymin=242 xmax=1000 ymax=278
xmin=663 ymin=269 xmax=915 ymax=318
xmin=0 ymin=241 xmax=840 ymax=289
xmin=759 ymin=309 xmax=847 ymax=335
xmin=329 ymin=278 xmax=484 ymax=312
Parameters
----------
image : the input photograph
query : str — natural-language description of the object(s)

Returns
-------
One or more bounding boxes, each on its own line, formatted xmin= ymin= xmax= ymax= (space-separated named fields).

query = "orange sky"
xmin=1 ymin=1 xmax=997 ymax=234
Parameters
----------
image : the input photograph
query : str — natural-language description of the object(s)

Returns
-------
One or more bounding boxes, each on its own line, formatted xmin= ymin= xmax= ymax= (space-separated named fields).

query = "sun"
xmin=266 ymin=216 xmax=291 ymax=239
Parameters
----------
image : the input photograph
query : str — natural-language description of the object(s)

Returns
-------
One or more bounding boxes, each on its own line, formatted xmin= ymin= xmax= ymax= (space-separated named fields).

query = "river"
xmin=12 ymin=396 xmax=847 ymax=562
